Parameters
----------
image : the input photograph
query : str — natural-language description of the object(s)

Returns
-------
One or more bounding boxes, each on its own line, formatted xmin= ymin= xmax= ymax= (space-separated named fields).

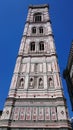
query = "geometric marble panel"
xmin=26 ymin=107 xmax=32 ymax=120
xmin=45 ymin=107 xmax=50 ymax=120
xmin=38 ymin=107 xmax=44 ymax=120
xmin=11 ymin=106 xmax=59 ymax=121
xmin=19 ymin=107 xmax=25 ymax=120
xmin=32 ymin=107 xmax=38 ymax=120
xmin=51 ymin=107 xmax=57 ymax=120
xmin=1 ymin=107 xmax=11 ymax=120
xmin=13 ymin=107 xmax=20 ymax=120
xmin=57 ymin=106 xmax=67 ymax=120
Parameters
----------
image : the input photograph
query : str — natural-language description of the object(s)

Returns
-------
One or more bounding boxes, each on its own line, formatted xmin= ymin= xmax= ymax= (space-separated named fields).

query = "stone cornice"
xmin=6 ymin=96 xmax=64 ymax=102
xmin=22 ymin=53 xmax=57 ymax=58
xmin=29 ymin=4 xmax=49 ymax=9
xmin=25 ymin=19 xmax=51 ymax=24
xmin=23 ymin=33 xmax=54 ymax=38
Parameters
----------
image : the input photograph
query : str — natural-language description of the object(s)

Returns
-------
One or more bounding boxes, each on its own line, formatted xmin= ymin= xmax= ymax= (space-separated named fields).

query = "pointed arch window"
xmin=38 ymin=77 xmax=43 ymax=88
xmin=34 ymin=13 xmax=42 ymax=22
xmin=39 ymin=27 xmax=43 ymax=34
xmin=48 ymin=77 xmax=53 ymax=87
xmin=19 ymin=78 xmax=24 ymax=88
xmin=29 ymin=77 xmax=34 ymax=88
xmin=30 ymin=42 xmax=35 ymax=51
xmin=32 ymin=27 xmax=36 ymax=34
xmin=39 ymin=41 xmax=44 ymax=51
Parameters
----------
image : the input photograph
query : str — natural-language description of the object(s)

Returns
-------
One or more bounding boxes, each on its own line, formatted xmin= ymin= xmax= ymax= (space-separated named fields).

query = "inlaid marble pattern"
xmin=11 ymin=106 xmax=57 ymax=121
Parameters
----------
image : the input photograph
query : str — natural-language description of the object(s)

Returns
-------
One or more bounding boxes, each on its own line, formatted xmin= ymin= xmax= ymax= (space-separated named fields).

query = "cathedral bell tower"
xmin=0 ymin=4 xmax=72 ymax=130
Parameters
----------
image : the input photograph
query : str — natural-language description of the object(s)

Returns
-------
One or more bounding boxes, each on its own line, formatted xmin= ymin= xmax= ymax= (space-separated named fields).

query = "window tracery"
xmin=30 ymin=42 xmax=35 ymax=51
xmin=34 ymin=13 xmax=42 ymax=22
xmin=32 ymin=27 xmax=36 ymax=34
xmin=39 ymin=27 xmax=43 ymax=34
xmin=39 ymin=41 xmax=44 ymax=51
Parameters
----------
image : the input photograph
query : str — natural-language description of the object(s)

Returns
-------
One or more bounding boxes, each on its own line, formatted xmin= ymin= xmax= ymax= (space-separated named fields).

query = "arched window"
xmin=39 ymin=77 xmax=43 ymax=88
xmin=19 ymin=78 xmax=24 ymax=88
xmin=30 ymin=42 xmax=35 ymax=51
xmin=34 ymin=13 xmax=42 ymax=22
xmin=39 ymin=41 xmax=44 ymax=51
xmin=48 ymin=77 xmax=53 ymax=87
xmin=32 ymin=27 xmax=36 ymax=34
xmin=29 ymin=77 xmax=34 ymax=88
xmin=39 ymin=27 xmax=43 ymax=34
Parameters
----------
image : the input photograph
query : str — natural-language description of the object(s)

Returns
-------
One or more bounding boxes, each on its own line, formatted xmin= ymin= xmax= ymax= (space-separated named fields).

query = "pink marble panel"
xmin=32 ymin=107 xmax=37 ymax=120
xmin=51 ymin=107 xmax=57 ymax=120
xmin=13 ymin=107 xmax=20 ymax=120
xmin=45 ymin=107 xmax=50 ymax=120
xmin=19 ymin=107 xmax=25 ymax=120
xmin=26 ymin=107 xmax=32 ymax=120
xmin=38 ymin=107 xmax=44 ymax=120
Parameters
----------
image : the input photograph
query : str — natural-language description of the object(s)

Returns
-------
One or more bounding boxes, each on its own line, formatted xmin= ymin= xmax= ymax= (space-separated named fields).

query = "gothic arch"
xmin=48 ymin=76 xmax=53 ymax=87
xmin=39 ymin=26 xmax=43 ymax=33
xmin=29 ymin=77 xmax=34 ymax=88
xmin=38 ymin=77 xmax=43 ymax=88
xmin=30 ymin=42 xmax=35 ymax=51
xmin=32 ymin=27 xmax=36 ymax=34
xmin=33 ymin=12 xmax=42 ymax=22
xmin=39 ymin=41 xmax=44 ymax=51
xmin=19 ymin=78 xmax=24 ymax=89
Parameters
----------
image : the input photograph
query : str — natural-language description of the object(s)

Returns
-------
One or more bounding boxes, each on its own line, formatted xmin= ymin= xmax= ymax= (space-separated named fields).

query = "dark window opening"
xmin=30 ymin=42 xmax=35 ymax=51
xmin=39 ymin=42 xmax=44 ymax=51
xmin=34 ymin=13 xmax=42 ymax=22
xmin=39 ymin=77 xmax=43 ymax=88
xmin=29 ymin=77 xmax=34 ymax=88
xmin=39 ymin=78 xmax=43 ymax=85
xmin=30 ymin=78 xmax=33 ymax=82
xmin=48 ymin=77 xmax=53 ymax=87
xmin=19 ymin=78 xmax=24 ymax=88
xmin=32 ymin=27 xmax=36 ymax=34
xmin=39 ymin=27 xmax=43 ymax=33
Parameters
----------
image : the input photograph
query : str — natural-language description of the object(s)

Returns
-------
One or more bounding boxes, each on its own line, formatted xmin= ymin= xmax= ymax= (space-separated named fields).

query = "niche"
xmin=29 ymin=77 xmax=34 ymax=88
xmin=48 ymin=76 xmax=53 ymax=87
xmin=19 ymin=78 xmax=24 ymax=89
xmin=38 ymin=77 xmax=43 ymax=88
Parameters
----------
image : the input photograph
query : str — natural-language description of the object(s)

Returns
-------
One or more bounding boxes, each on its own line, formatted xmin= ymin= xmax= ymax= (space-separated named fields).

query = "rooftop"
xmin=29 ymin=4 xmax=49 ymax=9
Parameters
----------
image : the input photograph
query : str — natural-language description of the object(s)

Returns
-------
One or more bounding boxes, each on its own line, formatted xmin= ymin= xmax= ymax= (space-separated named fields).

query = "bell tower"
xmin=0 ymin=4 xmax=72 ymax=130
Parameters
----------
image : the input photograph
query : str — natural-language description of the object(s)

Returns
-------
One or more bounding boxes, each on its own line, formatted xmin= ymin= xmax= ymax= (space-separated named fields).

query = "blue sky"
xmin=0 ymin=0 xmax=73 ymax=118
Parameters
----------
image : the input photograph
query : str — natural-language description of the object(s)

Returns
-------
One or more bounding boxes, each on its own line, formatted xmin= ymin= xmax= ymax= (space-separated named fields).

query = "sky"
xmin=0 ymin=0 xmax=73 ymax=118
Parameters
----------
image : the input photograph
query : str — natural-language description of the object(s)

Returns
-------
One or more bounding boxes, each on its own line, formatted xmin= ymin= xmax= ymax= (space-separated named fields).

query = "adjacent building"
xmin=63 ymin=41 xmax=73 ymax=110
xmin=70 ymin=117 xmax=73 ymax=129
xmin=0 ymin=4 xmax=72 ymax=130
xmin=0 ymin=111 xmax=2 ymax=120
